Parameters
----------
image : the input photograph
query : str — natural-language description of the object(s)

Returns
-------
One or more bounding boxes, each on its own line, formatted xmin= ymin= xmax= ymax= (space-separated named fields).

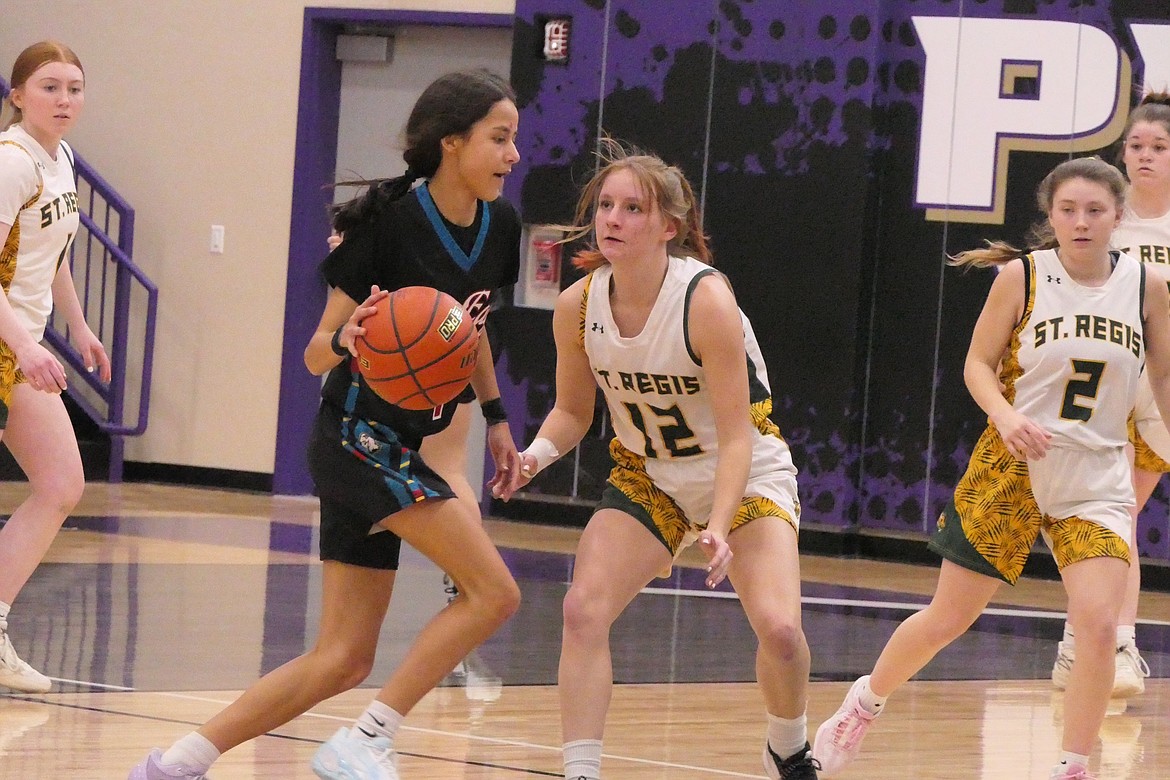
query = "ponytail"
xmin=950 ymin=156 xmax=1124 ymax=271
xmin=948 ymin=240 xmax=1034 ymax=270
xmin=330 ymin=168 xmax=424 ymax=234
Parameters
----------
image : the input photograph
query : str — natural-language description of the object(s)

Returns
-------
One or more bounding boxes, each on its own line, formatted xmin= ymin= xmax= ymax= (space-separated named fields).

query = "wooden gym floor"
xmin=0 ymin=483 xmax=1166 ymax=779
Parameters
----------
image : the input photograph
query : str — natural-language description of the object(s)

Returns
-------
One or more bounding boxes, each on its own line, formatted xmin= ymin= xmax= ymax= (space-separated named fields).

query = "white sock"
xmin=766 ymin=712 xmax=808 ymax=760
xmin=352 ymin=700 xmax=403 ymax=744
xmin=857 ymin=676 xmax=887 ymax=715
xmin=0 ymin=600 xmax=10 ymax=632
xmin=563 ymin=738 xmax=602 ymax=779
xmin=1058 ymin=750 xmax=1089 ymax=769
xmin=161 ymin=732 xmax=220 ymax=773
xmin=1116 ymin=625 xmax=1136 ymax=649
xmin=1062 ymin=622 xmax=1076 ymax=651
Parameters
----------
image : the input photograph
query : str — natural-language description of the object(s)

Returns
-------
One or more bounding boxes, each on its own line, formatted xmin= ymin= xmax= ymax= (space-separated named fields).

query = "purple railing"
xmin=1 ymin=78 xmax=157 ymax=481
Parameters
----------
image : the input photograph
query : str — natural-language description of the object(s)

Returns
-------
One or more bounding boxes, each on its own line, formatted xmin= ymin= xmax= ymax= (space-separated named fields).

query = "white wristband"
xmin=520 ymin=437 xmax=560 ymax=477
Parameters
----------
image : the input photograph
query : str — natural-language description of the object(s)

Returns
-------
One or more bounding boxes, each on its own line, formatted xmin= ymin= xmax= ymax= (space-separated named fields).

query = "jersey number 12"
xmin=622 ymin=402 xmax=703 ymax=458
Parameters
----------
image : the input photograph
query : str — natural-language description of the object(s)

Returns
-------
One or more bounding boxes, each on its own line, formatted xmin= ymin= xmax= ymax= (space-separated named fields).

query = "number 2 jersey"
xmin=1007 ymin=248 xmax=1146 ymax=450
xmin=582 ymin=254 xmax=797 ymax=504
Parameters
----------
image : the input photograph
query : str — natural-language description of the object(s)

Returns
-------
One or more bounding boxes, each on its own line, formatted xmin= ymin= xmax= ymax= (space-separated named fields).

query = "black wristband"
xmin=330 ymin=326 xmax=348 ymax=357
xmin=480 ymin=397 xmax=508 ymax=426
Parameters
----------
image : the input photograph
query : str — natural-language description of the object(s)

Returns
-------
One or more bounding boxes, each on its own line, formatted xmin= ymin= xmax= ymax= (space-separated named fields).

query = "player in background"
xmin=1051 ymin=92 xmax=1170 ymax=699
xmin=813 ymin=157 xmax=1170 ymax=780
xmin=0 ymin=40 xmax=111 ymax=694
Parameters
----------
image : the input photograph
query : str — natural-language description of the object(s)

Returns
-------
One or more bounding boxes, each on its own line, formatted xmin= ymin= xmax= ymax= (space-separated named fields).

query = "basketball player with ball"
xmin=130 ymin=70 xmax=524 ymax=780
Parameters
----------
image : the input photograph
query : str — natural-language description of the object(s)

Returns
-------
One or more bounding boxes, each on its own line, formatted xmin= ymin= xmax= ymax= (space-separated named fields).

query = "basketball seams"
xmin=395 ymin=290 xmax=442 ymax=403
xmin=354 ymin=286 xmax=479 ymax=410
xmin=362 ymin=325 xmax=478 ymax=379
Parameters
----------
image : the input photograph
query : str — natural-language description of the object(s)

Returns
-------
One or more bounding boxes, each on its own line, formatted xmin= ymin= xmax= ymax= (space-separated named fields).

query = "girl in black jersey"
xmin=130 ymin=70 xmax=523 ymax=780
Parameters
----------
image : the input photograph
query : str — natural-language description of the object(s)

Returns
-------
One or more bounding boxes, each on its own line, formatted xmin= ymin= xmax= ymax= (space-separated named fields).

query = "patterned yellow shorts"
xmin=928 ymin=426 xmax=1129 ymax=585
xmin=598 ymin=438 xmax=797 ymax=558
xmin=0 ymin=339 xmax=24 ymax=429
xmin=1129 ymin=414 xmax=1170 ymax=473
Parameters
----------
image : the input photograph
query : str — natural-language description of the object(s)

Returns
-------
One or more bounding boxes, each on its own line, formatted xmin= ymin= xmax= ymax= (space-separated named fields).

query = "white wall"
xmin=0 ymin=0 xmax=515 ymax=475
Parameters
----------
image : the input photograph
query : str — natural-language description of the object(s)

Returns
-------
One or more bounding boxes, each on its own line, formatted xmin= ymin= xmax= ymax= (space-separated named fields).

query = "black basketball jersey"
xmin=320 ymin=184 xmax=521 ymax=446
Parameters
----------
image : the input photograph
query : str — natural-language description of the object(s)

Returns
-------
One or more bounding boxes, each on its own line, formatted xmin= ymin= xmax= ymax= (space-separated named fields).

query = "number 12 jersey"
xmin=582 ymin=254 xmax=797 ymax=503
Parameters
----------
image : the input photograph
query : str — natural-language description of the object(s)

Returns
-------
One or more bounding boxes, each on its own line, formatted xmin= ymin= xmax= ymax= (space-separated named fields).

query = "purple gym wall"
xmin=494 ymin=0 xmax=1170 ymax=565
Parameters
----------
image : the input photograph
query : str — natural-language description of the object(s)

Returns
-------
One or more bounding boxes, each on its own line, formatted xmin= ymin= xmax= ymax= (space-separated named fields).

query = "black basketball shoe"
xmin=764 ymin=740 xmax=820 ymax=779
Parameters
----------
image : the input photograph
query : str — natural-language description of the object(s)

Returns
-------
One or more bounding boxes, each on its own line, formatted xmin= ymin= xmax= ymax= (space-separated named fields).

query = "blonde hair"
xmin=1 ymin=41 xmax=84 ymax=130
xmin=949 ymin=157 xmax=1127 ymax=269
xmin=557 ymin=137 xmax=711 ymax=271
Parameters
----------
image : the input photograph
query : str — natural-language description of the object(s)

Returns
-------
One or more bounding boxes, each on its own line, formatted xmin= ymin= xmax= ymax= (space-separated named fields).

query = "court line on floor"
xmin=640 ymin=587 xmax=1170 ymax=626
xmin=28 ymin=686 xmax=767 ymax=778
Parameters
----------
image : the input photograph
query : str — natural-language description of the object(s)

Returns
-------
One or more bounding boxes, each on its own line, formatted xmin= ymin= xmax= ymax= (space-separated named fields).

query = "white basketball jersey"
xmin=1112 ymin=206 xmax=1170 ymax=283
xmin=0 ymin=124 xmax=79 ymax=340
xmin=583 ymin=255 xmax=795 ymax=472
xmin=1010 ymin=249 xmax=1145 ymax=449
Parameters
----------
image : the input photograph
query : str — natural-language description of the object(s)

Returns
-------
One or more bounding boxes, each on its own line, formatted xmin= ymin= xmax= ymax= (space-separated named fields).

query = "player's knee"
xmin=561 ymin=584 xmax=612 ymax=638
xmin=335 ymin=662 xmax=375 ymax=692
xmin=920 ymin=599 xmax=981 ymax=641
xmin=920 ymin=615 xmax=965 ymax=646
xmin=31 ymin=468 xmax=84 ymax=516
xmin=481 ymin=575 xmax=521 ymax=625
xmin=459 ymin=563 xmax=520 ymax=624
xmin=1068 ymin=610 xmax=1117 ymax=650
xmin=755 ymin=615 xmax=805 ymax=661
xmin=322 ymin=647 xmax=377 ymax=691
xmin=309 ymin=638 xmax=378 ymax=691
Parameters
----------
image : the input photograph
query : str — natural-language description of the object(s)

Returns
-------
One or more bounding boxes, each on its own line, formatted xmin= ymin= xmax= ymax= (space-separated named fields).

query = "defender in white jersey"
xmin=583 ymin=254 xmax=798 ymax=541
xmin=1051 ymin=92 xmax=1170 ymax=699
xmin=813 ymin=158 xmax=1170 ymax=780
xmin=501 ymin=141 xmax=819 ymax=780
xmin=0 ymin=42 xmax=109 ymax=697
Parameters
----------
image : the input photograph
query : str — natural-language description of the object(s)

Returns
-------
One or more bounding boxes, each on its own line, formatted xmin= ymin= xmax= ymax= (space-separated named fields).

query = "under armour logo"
xmin=1047 ymin=275 xmax=1061 ymax=284
xmin=591 ymin=322 xmax=604 ymax=332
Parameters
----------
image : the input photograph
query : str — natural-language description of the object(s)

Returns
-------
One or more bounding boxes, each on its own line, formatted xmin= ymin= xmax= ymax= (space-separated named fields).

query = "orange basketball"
xmin=355 ymin=287 xmax=480 ymax=410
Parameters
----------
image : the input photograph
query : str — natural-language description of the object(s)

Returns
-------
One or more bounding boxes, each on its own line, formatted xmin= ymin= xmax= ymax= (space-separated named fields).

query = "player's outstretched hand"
xmin=698 ymin=529 xmax=732 ymax=589
xmin=485 ymin=423 xmax=522 ymax=500
xmin=493 ymin=450 xmax=536 ymax=501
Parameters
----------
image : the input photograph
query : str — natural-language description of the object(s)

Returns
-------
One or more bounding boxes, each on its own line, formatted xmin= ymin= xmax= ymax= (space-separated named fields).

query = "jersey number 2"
xmin=622 ymin=402 xmax=702 ymax=458
xmin=1060 ymin=359 xmax=1106 ymax=422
